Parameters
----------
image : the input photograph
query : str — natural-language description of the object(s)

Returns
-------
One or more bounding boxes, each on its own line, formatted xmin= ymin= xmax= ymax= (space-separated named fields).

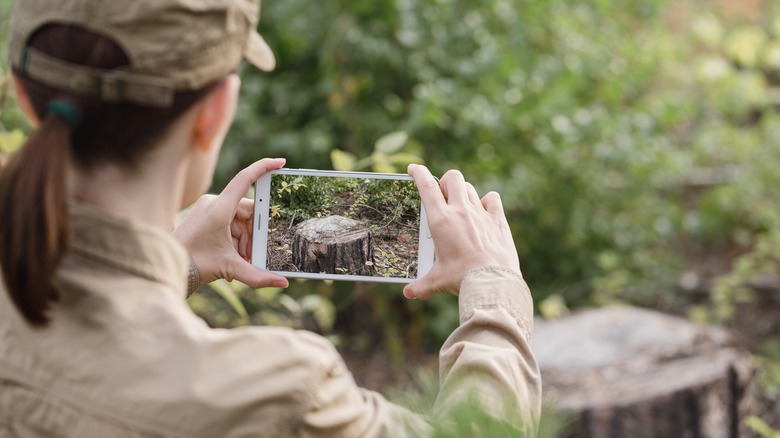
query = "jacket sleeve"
xmin=299 ymin=266 xmax=541 ymax=437
xmin=433 ymin=266 xmax=542 ymax=435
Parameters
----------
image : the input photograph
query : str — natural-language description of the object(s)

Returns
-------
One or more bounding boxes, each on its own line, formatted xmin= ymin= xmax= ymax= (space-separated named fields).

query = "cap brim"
xmin=245 ymin=31 xmax=276 ymax=72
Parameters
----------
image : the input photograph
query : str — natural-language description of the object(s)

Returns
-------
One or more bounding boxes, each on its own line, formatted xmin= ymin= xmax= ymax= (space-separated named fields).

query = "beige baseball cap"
xmin=9 ymin=0 xmax=276 ymax=108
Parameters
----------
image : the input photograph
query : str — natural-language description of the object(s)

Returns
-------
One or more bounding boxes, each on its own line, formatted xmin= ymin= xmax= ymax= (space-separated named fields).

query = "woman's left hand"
xmin=173 ymin=158 xmax=290 ymax=289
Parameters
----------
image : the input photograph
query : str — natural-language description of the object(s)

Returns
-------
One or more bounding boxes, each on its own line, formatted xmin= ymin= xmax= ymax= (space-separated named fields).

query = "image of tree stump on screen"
xmin=265 ymin=173 xmax=422 ymax=279
xmin=291 ymin=215 xmax=375 ymax=276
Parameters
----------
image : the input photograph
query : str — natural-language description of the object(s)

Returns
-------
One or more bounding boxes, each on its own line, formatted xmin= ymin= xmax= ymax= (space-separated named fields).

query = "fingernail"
xmin=403 ymin=289 xmax=416 ymax=299
xmin=273 ymin=279 xmax=288 ymax=288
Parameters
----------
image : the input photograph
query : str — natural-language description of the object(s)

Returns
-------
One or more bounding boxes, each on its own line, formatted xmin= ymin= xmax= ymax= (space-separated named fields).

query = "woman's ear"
xmin=191 ymin=74 xmax=241 ymax=153
xmin=11 ymin=74 xmax=40 ymax=126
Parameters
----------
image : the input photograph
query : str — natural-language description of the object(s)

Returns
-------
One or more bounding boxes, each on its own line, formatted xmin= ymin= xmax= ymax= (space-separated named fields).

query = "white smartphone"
xmin=252 ymin=168 xmax=434 ymax=283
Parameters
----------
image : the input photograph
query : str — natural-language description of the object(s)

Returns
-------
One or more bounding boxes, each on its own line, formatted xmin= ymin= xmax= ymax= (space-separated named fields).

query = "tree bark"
xmin=292 ymin=215 xmax=374 ymax=276
xmin=533 ymin=306 xmax=754 ymax=438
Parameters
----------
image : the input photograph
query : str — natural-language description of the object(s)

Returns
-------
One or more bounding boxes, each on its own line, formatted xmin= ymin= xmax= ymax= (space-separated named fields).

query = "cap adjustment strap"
xmin=100 ymin=71 xmax=124 ymax=103
xmin=22 ymin=47 xmax=176 ymax=108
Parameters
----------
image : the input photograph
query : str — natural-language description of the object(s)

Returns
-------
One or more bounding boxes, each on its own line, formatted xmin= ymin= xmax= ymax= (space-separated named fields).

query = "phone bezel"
xmin=252 ymin=168 xmax=434 ymax=284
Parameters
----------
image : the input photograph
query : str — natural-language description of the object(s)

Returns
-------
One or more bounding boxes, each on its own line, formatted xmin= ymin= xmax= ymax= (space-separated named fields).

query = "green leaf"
xmin=746 ymin=416 xmax=780 ymax=438
xmin=279 ymin=294 xmax=302 ymax=315
xmin=209 ymin=279 xmax=248 ymax=318
xmin=331 ymin=149 xmax=356 ymax=171
xmin=375 ymin=131 xmax=408 ymax=154
xmin=371 ymin=151 xmax=396 ymax=173
xmin=300 ymin=294 xmax=336 ymax=331
xmin=352 ymin=156 xmax=373 ymax=171
xmin=389 ymin=152 xmax=424 ymax=165
xmin=255 ymin=287 xmax=282 ymax=301
xmin=0 ymin=130 xmax=26 ymax=154
xmin=538 ymin=294 xmax=569 ymax=319
xmin=724 ymin=25 xmax=768 ymax=67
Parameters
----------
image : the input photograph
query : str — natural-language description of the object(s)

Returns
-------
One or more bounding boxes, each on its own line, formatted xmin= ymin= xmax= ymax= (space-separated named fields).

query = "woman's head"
xmin=0 ymin=0 xmax=275 ymax=327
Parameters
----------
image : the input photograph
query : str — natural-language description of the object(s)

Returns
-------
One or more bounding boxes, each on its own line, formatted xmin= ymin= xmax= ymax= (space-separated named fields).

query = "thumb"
xmin=229 ymin=257 xmax=289 ymax=289
xmin=403 ymin=267 xmax=447 ymax=300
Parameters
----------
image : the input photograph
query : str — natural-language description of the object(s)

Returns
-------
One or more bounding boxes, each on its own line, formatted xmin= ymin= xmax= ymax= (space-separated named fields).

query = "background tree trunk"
xmin=533 ymin=306 xmax=754 ymax=438
xmin=292 ymin=215 xmax=374 ymax=276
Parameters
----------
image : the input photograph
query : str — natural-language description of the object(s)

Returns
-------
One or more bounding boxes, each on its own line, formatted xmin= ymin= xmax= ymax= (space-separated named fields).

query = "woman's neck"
xmin=68 ymin=140 xmax=190 ymax=231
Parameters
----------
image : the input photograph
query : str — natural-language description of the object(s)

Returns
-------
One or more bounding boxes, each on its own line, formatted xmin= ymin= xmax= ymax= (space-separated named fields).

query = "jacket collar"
xmin=69 ymin=201 xmax=188 ymax=299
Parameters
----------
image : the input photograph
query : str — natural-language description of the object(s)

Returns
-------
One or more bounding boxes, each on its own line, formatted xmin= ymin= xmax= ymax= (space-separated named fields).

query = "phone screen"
xmin=253 ymin=169 xmax=433 ymax=283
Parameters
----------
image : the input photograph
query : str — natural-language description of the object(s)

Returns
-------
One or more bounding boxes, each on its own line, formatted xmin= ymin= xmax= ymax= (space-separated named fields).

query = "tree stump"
xmin=532 ymin=306 xmax=754 ymax=438
xmin=292 ymin=215 xmax=374 ymax=276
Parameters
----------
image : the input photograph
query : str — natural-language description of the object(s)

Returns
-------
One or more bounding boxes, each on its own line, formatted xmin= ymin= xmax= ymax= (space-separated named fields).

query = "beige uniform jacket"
xmin=0 ymin=203 xmax=541 ymax=437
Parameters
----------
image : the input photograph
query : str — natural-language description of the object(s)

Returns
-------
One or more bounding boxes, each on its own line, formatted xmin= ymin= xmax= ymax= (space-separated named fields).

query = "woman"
xmin=0 ymin=0 xmax=541 ymax=436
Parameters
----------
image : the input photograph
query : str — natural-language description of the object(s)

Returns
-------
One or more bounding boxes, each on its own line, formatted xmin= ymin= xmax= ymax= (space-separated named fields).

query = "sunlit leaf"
xmin=300 ymin=294 xmax=336 ymax=331
xmin=371 ymin=151 xmax=395 ymax=173
xmin=209 ymin=279 xmax=248 ymax=318
xmin=389 ymin=152 xmax=424 ymax=165
xmin=255 ymin=287 xmax=282 ymax=301
xmin=695 ymin=56 xmax=733 ymax=82
xmin=763 ymin=41 xmax=780 ymax=69
xmin=0 ymin=130 xmax=26 ymax=154
xmin=331 ymin=149 xmax=356 ymax=171
xmin=746 ymin=415 xmax=780 ymax=438
xmin=279 ymin=294 xmax=301 ymax=315
xmin=375 ymin=131 xmax=408 ymax=154
xmin=724 ymin=25 xmax=768 ymax=67
xmin=538 ymin=294 xmax=569 ymax=319
xmin=691 ymin=15 xmax=723 ymax=47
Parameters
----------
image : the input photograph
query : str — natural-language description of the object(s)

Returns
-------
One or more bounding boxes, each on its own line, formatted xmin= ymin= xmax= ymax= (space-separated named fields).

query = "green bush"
xmin=218 ymin=0 xmax=780 ymax=317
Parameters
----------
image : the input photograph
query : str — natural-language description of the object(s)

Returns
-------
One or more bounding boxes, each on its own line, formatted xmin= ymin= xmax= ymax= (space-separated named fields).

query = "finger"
xmin=218 ymin=158 xmax=286 ymax=212
xmin=408 ymin=164 xmax=446 ymax=214
xmin=247 ymin=212 xmax=254 ymax=234
xmin=465 ymin=182 xmax=481 ymax=206
xmin=439 ymin=169 xmax=469 ymax=205
xmin=235 ymin=198 xmax=255 ymax=220
xmin=481 ymin=191 xmax=505 ymax=216
xmin=239 ymin=225 xmax=250 ymax=260
xmin=403 ymin=267 xmax=446 ymax=300
xmin=235 ymin=198 xmax=255 ymax=258
xmin=230 ymin=219 xmax=252 ymax=260
xmin=230 ymin=258 xmax=289 ymax=289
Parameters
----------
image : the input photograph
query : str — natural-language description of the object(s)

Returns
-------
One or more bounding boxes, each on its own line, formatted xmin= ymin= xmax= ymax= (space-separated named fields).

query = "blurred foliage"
xmin=0 ymin=0 xmax=31 ymax=146
xmin=748 ymin=414 xmax=780 ymax=438
xmin=187 ymin=280 xmax=337 ymax=335
xmin=219 ymin=0 xmax=780 ymax=329
xmin=228 ymin=0 xmax=687 ymax=310
xmin=387 ymin=369 xmax=571 ymax=437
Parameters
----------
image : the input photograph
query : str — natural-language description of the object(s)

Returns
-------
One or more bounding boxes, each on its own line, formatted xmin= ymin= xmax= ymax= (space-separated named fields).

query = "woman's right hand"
xmin=174 ymin=158 xmax=289 ymax=290
xmin=403 ymin=164 xmax=521 ymax=300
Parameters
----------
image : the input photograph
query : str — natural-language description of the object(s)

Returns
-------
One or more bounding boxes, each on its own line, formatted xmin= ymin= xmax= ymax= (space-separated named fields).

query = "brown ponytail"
xmin=0 ymin=114 xmax=73 ymax=327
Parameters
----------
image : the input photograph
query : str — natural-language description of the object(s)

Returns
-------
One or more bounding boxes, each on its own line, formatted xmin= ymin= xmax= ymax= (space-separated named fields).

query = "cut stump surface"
xmin=292 ymin=215 xmax=374 ymax=276
xmin=533 ymin=306 xmax=753 ymax=438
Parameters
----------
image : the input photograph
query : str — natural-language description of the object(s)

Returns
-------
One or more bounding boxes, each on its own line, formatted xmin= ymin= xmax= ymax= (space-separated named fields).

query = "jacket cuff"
xmin=458 ymin=266 xmax=534 ymax=343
